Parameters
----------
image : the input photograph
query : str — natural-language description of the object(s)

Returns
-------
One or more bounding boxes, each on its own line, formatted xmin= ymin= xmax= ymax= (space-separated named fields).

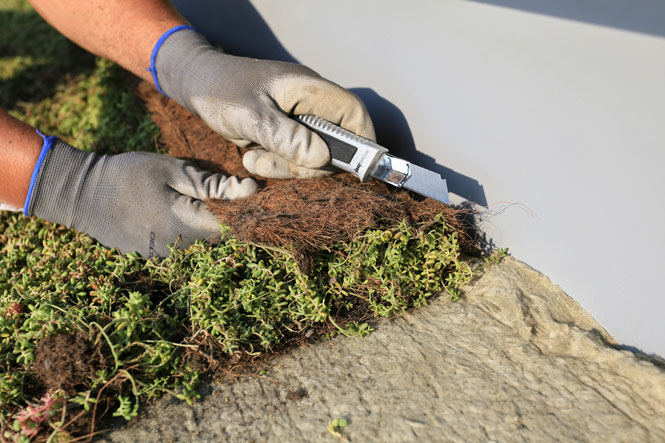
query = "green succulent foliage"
xmin=11 ymin=57 xmax=160 ymax=154
xmin=484 ymin=247 xmax=509 ymax=265
xmin=182 ymin=221 xmax=470 ymax=355
xmin=0 ymin=1 xmax=474 ymax=438
xmin=0 ymin=214 xmax=472 ymax=428
xmin=328 ymin=417 xmax=349 ymax=438
xmin=1 ymin=2 xmax=159 ymax=154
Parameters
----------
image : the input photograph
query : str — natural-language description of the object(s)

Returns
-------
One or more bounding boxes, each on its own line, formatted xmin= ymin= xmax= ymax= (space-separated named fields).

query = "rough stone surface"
xmin=103 ymin=258 xmax=665 ymax=442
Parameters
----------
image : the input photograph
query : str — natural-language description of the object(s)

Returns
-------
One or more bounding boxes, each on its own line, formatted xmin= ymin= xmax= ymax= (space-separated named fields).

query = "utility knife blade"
xmin=296 ymin=114 xmax=450 ymax=205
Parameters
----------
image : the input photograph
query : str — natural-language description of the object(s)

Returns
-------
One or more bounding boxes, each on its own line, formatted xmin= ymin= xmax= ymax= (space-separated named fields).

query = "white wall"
xmin=173 ymin=0 xmax=665 ymax=356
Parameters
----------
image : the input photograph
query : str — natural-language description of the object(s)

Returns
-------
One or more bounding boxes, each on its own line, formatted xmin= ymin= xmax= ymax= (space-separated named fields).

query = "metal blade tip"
xmin=402 ymin=164 xmax=450 ymax=205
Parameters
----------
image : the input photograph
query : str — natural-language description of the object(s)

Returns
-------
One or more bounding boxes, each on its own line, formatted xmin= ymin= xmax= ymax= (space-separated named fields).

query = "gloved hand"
xmin=25 ymin=137 xmax=257 ymax=258
xmin=153 ymin=28 xmax=375 ymax=179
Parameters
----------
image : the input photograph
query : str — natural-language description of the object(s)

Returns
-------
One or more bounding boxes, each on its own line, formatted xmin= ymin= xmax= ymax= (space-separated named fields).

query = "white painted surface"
xmin=173 ymin=0 xmax=665 ymax=356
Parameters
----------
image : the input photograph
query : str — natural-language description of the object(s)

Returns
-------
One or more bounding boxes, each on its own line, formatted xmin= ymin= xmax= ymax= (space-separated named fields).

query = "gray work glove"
xmin=154 ymin=29 xmax=375 ymax=179
xmin=26 ymin=140 xmax=257 ymax=258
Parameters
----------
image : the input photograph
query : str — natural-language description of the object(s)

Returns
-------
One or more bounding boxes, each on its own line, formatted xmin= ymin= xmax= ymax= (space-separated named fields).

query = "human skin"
xmin=0 ymin=109 xmax=43 ymax=208
xmin=0 ymin=0 xmax=186 ymax=207
xmin=28 ymin=0 xmax=186 ymax=81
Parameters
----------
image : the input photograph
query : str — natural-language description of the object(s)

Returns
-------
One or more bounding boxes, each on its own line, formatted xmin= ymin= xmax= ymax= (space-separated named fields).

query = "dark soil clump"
xmin=33 ymin=333 xmax=105 ymax=395
xmin=21 ymin=373 xmax=47 ymax=400
xmin=286 ymin=387 xmax=308 ymax=402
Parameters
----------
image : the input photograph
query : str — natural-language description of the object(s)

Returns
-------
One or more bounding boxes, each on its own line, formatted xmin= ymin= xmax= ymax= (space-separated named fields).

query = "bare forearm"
xmin=28 ymin=0 xmax=186 ymax=81
xmin=0 ymin=110 xmax=43 ymax=208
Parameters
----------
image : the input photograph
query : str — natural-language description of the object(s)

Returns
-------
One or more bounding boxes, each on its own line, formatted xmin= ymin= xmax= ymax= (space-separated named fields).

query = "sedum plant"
xmin=0 ymin=212 xmax=472 ymax=440
xmin=0 ymin=1 xmax=473 ymax=439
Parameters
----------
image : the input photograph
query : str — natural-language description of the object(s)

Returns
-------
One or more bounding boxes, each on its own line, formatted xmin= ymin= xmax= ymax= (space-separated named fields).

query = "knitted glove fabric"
xmin=153 ymin=28 xmax=375 ymax=179
xmin=26 ymin=139 xmax=257 ymax=258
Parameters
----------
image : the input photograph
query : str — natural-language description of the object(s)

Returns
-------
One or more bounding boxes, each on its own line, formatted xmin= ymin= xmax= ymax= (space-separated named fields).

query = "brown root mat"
xmin=137 ymin=82 xmax=474 ymax=250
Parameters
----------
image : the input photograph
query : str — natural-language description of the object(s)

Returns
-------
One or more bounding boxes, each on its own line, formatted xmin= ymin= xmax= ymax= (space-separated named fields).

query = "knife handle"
xmin=296 ymin=114 xmax=387 ymax=182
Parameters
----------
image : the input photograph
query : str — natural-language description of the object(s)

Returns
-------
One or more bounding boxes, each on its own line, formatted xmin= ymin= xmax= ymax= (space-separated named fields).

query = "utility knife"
xmin=296 ymin=115 xmax=450 ymax=204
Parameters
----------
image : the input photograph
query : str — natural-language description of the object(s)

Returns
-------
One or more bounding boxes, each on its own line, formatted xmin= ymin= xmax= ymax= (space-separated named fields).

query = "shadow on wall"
xmin=171 ymin=0 xmax=488 ymax=207
xmin=469 ymin=0 xmax=665 ymax=39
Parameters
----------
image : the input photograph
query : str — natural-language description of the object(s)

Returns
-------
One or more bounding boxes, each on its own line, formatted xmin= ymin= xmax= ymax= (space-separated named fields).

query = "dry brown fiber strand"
xmin=137 ymin=82 xmax=472 ymax=249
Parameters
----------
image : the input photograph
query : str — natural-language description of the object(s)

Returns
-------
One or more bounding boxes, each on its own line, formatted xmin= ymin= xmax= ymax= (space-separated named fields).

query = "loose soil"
xmin=136 ymin=82 xmax=476 ymax=251
xmin=33 ymin=333 xmax=106 ymax=395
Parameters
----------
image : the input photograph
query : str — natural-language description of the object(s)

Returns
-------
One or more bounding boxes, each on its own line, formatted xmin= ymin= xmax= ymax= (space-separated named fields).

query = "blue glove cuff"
xmin=24 ymin=130 xmax=56 ymax=216
xmin=147 ymin=25 xmax=197 ymax=97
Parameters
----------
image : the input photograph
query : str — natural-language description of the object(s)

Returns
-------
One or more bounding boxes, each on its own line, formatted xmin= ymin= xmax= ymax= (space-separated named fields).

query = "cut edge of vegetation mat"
xmin=0 ymin=212 xmax=473 ymax=441
xmin=1 ymin=2 xmax=479 ymax=440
